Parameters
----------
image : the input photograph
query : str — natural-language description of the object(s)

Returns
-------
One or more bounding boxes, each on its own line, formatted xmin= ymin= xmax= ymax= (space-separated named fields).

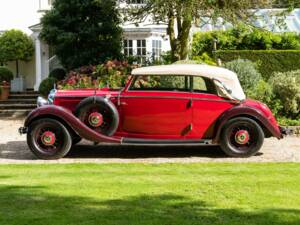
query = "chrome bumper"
xmin=19 ymin=127 xmax=28 ymax=135
xmin=279 ymin=126 xmax=294 ymax=136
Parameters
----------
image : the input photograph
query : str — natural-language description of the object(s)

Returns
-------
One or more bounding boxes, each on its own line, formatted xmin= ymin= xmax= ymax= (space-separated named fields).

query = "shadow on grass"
xmin=0 ymin=185 xmax=298 ymax=225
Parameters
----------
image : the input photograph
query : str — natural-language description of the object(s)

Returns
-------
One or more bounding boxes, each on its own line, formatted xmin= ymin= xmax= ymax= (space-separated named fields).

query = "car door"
xmin=189 ymin=76 xmax=235 ymax=139
xmin=120 ymin=75 xmax=192 ymax=139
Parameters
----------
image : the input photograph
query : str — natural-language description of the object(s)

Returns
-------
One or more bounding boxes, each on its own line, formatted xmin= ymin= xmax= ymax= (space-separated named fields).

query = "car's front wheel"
xmin=27 ymin=118 xmax=72 ymax=160
xmin=220 ymin=117 xmax=264 ymax=158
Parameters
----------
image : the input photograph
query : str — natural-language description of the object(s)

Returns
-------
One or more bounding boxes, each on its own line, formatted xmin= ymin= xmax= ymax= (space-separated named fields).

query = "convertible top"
xmin=132 ymin=64 xmax=246 ymax=100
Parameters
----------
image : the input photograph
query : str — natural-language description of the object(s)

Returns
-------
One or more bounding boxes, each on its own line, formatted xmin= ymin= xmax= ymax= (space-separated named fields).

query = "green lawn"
xmin=0 ymin=163 xmax=299 ymax=225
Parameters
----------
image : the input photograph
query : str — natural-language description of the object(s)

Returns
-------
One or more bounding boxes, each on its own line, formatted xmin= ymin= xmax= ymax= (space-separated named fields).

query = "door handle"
xmin=187 ymin=99 xmax=193 ymax=108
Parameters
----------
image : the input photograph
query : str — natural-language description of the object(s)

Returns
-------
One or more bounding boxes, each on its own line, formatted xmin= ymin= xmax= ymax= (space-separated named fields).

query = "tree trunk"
xmin=178 ymin=17 xmax=192 ymax=60
xmin=16 ymin=60 xmax=19 ymax=78
xmin=167 ymin=12 xmax=192 ymax=62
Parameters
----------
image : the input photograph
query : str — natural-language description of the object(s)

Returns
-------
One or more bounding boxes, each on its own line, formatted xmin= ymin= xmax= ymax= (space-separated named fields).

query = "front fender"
xmin=24 ymin=105 xmax=122 ymax=143
xmin=213 ymin=105 xmax=282 ymax=143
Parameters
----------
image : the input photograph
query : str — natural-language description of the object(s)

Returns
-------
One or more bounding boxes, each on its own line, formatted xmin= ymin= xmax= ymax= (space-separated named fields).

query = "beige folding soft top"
xmin=132 ymin=64 xmax=246 ymax=101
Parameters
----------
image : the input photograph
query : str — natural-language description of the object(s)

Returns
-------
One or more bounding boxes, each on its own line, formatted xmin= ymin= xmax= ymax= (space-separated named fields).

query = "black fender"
xmin=213 ymin=105 xmax=282 ymax=143
xmin=24 ymin=105 xmax=122 ymax=143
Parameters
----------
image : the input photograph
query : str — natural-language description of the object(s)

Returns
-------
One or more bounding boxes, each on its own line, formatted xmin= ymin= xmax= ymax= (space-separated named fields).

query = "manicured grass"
xmin=0 ymin=163 xmax=299 ymax=225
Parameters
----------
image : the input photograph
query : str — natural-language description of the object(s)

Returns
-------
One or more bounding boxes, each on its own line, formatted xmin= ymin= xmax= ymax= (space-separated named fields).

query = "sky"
xmin=0 ymin=0 xmax=41 ymax=34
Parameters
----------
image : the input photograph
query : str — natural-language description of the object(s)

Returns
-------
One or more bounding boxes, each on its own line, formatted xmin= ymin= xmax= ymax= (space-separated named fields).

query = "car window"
xmin=130 ymin=75 xmax=191 ymax=92
xmin=192 ymin=76 xmax=217 ymax=94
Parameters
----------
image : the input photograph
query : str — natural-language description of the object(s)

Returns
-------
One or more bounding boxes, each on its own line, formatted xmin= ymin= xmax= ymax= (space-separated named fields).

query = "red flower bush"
xmin=58 ymin=60 xmax=138 ymax=90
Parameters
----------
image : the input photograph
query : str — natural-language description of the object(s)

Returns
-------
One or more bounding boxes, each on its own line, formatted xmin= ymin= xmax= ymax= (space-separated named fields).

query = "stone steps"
xmin=0 ymin=104 xmax=37 ymax=110
xmin=0 ymin=109 xmax=31 ymax=118
xmin=0 ymin=91 xmax=38 ymax=118
xmin=9 ymin=94 xmax=39 ymax=99
xmin=0 ymin=99 xmax=37 ymax=104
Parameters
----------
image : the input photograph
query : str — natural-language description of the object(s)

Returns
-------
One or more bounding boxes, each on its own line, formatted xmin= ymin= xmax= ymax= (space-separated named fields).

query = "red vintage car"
xmin=19 ymin=64 xmax=288 ymax=159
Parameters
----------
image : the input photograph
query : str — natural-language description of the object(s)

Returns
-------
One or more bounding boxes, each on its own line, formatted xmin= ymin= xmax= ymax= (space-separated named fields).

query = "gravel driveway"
xmin=0 ymin=119 xmax=299 ymax=164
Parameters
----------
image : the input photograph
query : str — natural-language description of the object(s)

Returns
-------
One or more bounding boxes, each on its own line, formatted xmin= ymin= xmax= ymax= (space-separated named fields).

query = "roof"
xmin=132 ymin=64 xmax=246 ymax=101
xmin=132 ymin=64 xmax=236 ymax=79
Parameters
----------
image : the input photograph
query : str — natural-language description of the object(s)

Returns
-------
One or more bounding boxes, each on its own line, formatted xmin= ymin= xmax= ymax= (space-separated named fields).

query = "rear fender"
xmin=213 ymin=106 xmax=282 ymax=143
xmin=24 ymin=105 xmax=121 ymax=143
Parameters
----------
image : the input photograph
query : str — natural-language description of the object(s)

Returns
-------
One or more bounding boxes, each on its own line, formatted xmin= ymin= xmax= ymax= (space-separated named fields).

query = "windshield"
xmin=213 ymin=79 xmax=241 ymax=101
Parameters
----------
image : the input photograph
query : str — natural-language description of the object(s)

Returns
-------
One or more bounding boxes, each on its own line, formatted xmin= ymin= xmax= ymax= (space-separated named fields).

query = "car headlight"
xmin=48 ymin=89 xmax=57 ymax=104
xmin=37 ymin=96 xmax=49 ymax=107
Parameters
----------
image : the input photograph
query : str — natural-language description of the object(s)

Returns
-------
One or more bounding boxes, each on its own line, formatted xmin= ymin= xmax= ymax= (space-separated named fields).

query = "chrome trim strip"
xmin=120 ymin=95 xmax=237 ymax=103
xmin=54 ymin=95 xmax=237 ymax=103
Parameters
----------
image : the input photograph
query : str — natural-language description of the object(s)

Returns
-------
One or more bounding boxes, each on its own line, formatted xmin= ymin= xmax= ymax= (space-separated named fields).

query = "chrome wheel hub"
xmin=88 ymin=112 xmax=103 ymax=127
xmin=235 ymin=130 xmax=250 ymax=145
xmin=41 ymin=131 xmax=56 ymax=146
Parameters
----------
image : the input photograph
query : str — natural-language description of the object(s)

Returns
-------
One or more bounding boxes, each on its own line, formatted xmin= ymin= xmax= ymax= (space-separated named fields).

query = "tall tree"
xmin=125 ymin=0 xmax=296 ymax=62
xmin=41 ymin=0 xmax=122 ymax=70
xmin=0 ymin=30 xmax=34 ymax=77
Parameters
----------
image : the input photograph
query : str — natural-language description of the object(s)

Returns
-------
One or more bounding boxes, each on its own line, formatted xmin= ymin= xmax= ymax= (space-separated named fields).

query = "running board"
xmin=121 ymin=138 xmax=214 ymax=146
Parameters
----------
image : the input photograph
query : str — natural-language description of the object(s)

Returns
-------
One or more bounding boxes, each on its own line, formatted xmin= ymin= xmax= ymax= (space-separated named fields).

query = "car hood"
xmin=55 ymin=88 xmax=121 ymax=98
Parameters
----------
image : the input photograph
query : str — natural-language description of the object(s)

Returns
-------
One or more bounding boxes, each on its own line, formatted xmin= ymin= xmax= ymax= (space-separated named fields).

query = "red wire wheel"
xmin=27 ymin=118 xmax=72 ymax=160
xmin=75 ymin=97 xmax=119 ymax=136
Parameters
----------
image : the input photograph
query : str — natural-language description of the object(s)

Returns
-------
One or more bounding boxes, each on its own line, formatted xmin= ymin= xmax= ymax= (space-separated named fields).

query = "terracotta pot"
xmin=0 ymin=85 xmax=10 ymax=101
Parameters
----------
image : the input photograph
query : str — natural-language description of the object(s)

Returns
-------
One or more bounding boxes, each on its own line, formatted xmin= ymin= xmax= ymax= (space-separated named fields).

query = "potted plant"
xmin=0 ymin=67 xmax=13 ymax=100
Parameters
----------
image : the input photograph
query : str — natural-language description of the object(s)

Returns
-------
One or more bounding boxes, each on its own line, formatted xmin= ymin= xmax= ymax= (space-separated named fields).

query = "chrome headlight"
xmin=37 ymin=96 xmax=49 ymax=107
xmin=48 ymin=89 xmax=57 ymax=104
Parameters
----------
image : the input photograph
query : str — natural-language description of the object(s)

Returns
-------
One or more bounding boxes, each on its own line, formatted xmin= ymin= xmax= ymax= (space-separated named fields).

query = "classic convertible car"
xmin=19 ymin=64 xmax=288 ymax=159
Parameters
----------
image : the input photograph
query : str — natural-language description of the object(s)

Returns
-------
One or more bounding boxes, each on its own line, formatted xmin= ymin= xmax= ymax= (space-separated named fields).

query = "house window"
xmin=152 ymin=40 xmax=162 ymax=60
xmin=126 ymin=0 xmax=146 ymax=4
xmin=137 ymin=39 xmax=147 ymax=64
xmin=123 ymin=40 xmax=133 ymax=56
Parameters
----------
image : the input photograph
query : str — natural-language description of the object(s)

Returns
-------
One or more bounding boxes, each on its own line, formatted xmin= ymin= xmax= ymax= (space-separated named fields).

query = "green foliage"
xmin=1 ymin=164 xmax=300 ymax=225
xmin=39 ymin=77 xmax=57 ymax=97
xmin=128 ymin=0 xmax=274 ymax=62
xmin=59 ymin=61 xmax=136 ymax=90
xmin=224 ymin=59 xmax=262 ymax=94
xmin=40 ymin=0 xmax=122 ymax=70
xmin=191 ymin=53 xmax=217 ymax=65
xmin=0 ymin=29 xmax=34 ymax=64
xmin=192 ymin=26 xmax=300 ymax=57
xmin=269 ymin=70 xmax=300 ymax=119
xmin=247 ymin=80 xmax=283 ymax=117
xmin=0 ymin=67 xmax=13 ymax=83
xmin=49 ymin=68 xmax=67 ymax=81
xmin=277 ymin=117 xmax=300 ymax=126
xmin=215 ymin=50 xmax=300 ymax=80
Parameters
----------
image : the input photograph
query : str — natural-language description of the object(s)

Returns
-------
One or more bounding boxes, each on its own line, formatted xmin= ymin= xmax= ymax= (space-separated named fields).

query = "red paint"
xmin=25 ymin=79 xmax=283 ymax=143
xmin=235 ymin=130 xmax=250 ymax=145
xmin=41 ymin=131 xmax=56 ymax=146
xmin=88 ymin=112 xmax=103 ymax=127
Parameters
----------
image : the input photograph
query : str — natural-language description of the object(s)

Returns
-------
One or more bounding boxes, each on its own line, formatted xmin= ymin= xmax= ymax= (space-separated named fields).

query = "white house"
xmin=1 ymin=0 xmax=300 ymax=91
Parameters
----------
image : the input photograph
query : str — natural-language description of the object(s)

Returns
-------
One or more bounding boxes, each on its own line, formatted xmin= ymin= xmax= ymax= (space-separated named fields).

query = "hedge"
xmin=215 ymin=50 xmax=300 ymax=80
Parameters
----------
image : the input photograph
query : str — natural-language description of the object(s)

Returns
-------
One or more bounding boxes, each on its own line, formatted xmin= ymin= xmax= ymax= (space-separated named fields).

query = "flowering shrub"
xmin=58 ymin=60 xmax=138 ymax=90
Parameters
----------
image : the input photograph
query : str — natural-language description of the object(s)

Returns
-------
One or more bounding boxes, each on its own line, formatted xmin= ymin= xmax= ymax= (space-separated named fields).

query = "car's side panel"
xmin=119 ymin=91 xmax=192 ymax=138
xmin=189 ymin=93 xmax=235 ymax=138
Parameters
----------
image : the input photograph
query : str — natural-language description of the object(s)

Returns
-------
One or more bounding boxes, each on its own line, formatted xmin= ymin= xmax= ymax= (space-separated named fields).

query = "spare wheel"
xmin=74 ymin=96 xmax=119 ymax=136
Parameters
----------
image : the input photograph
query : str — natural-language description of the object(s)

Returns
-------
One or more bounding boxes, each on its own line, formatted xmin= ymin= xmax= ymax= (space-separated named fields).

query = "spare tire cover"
xmin=74 ymin=96 xmax=119 ymax=136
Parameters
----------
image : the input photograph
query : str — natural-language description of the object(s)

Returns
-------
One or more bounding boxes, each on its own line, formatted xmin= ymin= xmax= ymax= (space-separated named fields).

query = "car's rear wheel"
xmin=220 ymin=117 xmax=264 ymax=157
xmin=27 ymin=118 xmax=72 ymax=160
xmin=75 ymin=97 xmax=119 ymax=136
